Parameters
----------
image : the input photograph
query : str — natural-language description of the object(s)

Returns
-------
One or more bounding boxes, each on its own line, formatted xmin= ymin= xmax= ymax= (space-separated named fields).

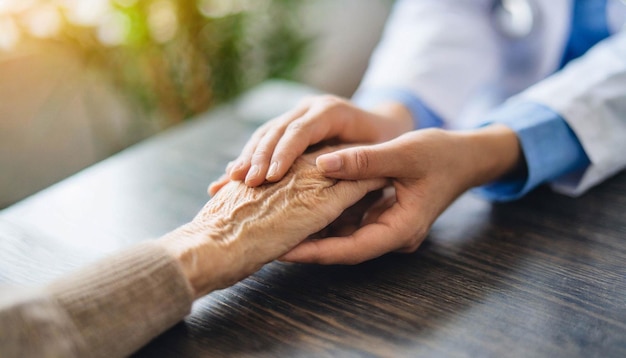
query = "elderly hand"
xmin=161 ymin=146 xmax=386 ymax=297
xmin=208 ymin=95 xmax=413 ymax=194
xmin=281 ymin=125 xmax=523 ymax=265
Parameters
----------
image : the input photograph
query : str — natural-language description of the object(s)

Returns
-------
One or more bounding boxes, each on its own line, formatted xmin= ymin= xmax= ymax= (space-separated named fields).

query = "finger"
xmin=280 ymin=221 xmax=405 ymax=265
xmin=282 ymin=192 xmax=423 ymax=265
xmin=229 ymin=128 xmax=268 ymax=181
xmin=231 ymin=106 xmax=308 ymax=182
xmin=266 ymin=109 xmax=348 ymax=182
xmin=244 ymin=126 xmax=289 ymax=186
xmin=327 ymin=177 xmax=387 ymax=214
xmin=208 ymin=173 xmax=230 ymax=196
xmin=315 ymin=141 xmax=411 ymax=180
xmin=324 ymin=189 xmax=383 ymax=236
xmin=361 ymin=187 xmax=396 ymax=226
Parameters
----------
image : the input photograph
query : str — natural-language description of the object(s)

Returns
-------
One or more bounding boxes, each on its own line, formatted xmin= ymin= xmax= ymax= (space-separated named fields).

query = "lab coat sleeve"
xmin=355 ymin=0 xmax=500 ymax=124
xmin=473 ymin=102 xmax=590 ymax=201
xmin=511 ymin=30 xmax=626 ymax=196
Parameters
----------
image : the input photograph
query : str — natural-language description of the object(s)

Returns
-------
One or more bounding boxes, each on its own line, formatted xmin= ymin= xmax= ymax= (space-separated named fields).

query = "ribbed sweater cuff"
xmin=47 ymin=241 xmax=194 ymax=358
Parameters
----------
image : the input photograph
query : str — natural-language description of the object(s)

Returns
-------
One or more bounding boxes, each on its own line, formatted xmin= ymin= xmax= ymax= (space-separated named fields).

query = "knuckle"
xmin=275 ymin=110 xmax=300 ymax=128
xmin=286 ymin=120 xmax=309 ymax=135
xmin=319 ymin=94 xmax=341 ymax=102
xmin=315 ymin=95 xmax=346 ymax=111
xmin=298 ymin=95 xmax=317 ymax=107
xmin=279 ymin=147 xmax=302 ymax=162
xmin=252 ymin=123 xmax=273 ymax=138
xmin=297 ymin=94 xmax=341 ymax=110
xmin=352 ymin=150 xmax=370 ymax=173
xmin=251 ymin=148 xmax=272 ymax=161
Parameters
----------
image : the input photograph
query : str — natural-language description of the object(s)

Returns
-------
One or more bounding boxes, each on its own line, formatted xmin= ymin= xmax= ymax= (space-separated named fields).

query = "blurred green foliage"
xmin=15 ymin=0 xmax=309 ymax=123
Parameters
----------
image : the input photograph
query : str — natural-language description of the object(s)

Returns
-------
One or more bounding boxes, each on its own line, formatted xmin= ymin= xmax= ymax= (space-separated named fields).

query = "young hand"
xmin=281 ymin=125 xmax=522 ymax=265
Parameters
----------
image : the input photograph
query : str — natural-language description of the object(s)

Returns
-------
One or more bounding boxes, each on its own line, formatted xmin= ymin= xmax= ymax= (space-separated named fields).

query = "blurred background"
xmin=0 ymin=0 xmax=392 ymax=208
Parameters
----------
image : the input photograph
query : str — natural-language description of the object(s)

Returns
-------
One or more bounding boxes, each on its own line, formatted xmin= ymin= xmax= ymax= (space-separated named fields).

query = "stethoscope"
xmin=494 ymin=0 xmax=626 ymax=38
xmin=492 ymin=0 xmax=537 ymax=38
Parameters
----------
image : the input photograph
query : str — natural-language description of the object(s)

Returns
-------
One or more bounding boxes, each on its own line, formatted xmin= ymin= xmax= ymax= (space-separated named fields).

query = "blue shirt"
xmin=354 ymin=0 xmax=610 ymax=201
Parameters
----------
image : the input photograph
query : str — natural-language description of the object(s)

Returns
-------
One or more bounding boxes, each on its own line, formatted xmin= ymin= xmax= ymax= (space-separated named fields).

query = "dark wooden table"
xmin=1 ymin=83 xmax=625 ymax=357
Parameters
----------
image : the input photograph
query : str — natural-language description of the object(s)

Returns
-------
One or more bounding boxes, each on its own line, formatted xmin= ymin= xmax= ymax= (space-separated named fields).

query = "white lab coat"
xmin=358 ymin=0 xmax=626 ymax=196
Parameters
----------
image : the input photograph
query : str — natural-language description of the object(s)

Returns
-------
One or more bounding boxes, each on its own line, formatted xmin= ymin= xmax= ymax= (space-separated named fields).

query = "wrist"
xmin=456 ymin=124 xmax=523 ymax=188
xmin=157 ymin=221 xmax=238 ymax=298
xmin=368 ymin=102 xmax=414 ymax=141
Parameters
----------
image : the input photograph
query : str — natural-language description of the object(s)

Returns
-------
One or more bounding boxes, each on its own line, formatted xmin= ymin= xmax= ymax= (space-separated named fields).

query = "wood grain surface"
xmin=1 ymin=87 xmax=625 ymax=357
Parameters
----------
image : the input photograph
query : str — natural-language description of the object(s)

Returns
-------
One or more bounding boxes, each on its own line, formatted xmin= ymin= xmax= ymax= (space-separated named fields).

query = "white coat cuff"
xmin=473 ymin=101 xmax=590 ymax=202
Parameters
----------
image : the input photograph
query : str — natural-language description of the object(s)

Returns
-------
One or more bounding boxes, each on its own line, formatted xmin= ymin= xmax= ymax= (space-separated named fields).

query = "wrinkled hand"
xmin=208 ymin=95 xmax=412 ymax=195
xmin=281 ymin=125 xmax=522 ymax=265
xmin=164 ymin=146 xmax=386 ymax=296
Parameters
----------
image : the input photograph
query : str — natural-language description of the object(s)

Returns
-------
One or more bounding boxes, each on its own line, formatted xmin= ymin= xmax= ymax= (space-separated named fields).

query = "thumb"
xmin=316 ymin=143 xmax=405 ymax=179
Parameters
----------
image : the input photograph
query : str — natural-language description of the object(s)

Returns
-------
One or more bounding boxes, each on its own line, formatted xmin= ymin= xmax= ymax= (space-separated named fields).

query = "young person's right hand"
xmin=280 ymin=125 xmax=523 ymax=265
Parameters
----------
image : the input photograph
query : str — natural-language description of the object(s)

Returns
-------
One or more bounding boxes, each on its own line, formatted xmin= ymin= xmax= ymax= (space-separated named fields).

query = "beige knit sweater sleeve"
xmin=0 ymin=241 xmax=194 ymax=358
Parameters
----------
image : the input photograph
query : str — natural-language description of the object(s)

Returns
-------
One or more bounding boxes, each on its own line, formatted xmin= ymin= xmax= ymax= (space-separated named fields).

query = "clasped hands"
xmin=207 ymin=95 xmax=521 ymax=267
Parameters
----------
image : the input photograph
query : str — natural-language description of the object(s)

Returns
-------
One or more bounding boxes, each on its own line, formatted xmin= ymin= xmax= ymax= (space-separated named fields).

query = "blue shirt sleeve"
xmin=473 ymin=101 xmax=591 ymax=202
xmin=352 ymin=88 xmax=444 ymax=129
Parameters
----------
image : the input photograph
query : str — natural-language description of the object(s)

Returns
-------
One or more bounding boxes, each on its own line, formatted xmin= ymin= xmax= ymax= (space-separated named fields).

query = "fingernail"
xmin=245 ymin=165 xmax=260 ymax=183
xmin=267 ymin=162 xmax=279 ymax=179
xmin=317 ymin=154 xmax=342 ymax=173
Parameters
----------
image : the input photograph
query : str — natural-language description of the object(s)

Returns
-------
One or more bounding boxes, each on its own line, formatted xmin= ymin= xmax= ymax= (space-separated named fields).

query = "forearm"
xmin=368 ymin=101 xmax=414 ymax=140
xmin=455 ymin=124 xmax=524 ymax=189
xmin=513 ymin=31 xmax=626 ymax=195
